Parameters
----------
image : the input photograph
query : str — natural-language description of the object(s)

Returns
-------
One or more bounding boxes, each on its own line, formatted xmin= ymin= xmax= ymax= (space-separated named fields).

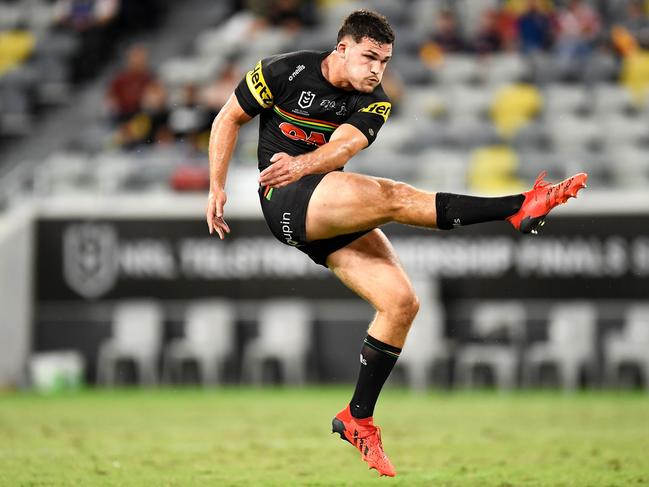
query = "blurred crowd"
xmin=104 ymin=0 xmax=649 ymax=155
xmin=0 ymin=0 xmax=168 ymax=140
xmin=2 ymin=0 xmax=649 ymax=199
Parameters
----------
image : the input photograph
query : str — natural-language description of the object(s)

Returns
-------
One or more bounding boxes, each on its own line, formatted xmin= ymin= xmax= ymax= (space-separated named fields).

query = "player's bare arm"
xmin=258 ymin=123 xmax=368 ymax=188
xmin=206 ymin=94 xmax=252 ymax=239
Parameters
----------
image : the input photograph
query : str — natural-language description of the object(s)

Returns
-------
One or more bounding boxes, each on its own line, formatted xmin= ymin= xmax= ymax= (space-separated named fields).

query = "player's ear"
xmin=336 ymin=38 xmax=350 ymax=58
xmin=336 ymin=42 xmax=345 ymax=58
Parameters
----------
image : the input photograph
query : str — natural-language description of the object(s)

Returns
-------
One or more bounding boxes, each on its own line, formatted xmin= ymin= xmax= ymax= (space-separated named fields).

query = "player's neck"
xmin=321 ymin=52 xmax=354 ymax=91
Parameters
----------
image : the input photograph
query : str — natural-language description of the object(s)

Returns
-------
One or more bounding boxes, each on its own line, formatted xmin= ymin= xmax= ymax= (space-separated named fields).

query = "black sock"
xmin=349 ymin=334 xmax=401 ymax=419
xmin=435 ymin=192 xmax=525 ymax=230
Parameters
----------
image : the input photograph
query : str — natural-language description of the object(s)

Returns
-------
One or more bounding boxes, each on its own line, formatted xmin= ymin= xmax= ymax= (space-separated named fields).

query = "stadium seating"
xmin=523 ymin=302 xmax=598 ymax=391
xmin=604 ymin=303 xmax=649 ymax=389
xmin=395 ymin=277 xmax=451 ymax=390
xmin=96 ymin=300 xmax=164 ymax=386
xmin=455 ymin=301 xmax=526 ymax=390
xmin=4 ymin=0 xmax=649 ymax=200
xmin=162 ymin=300 xmax=237 ymax=386
xmin=242 ymin=299 xmax=313 ymax=386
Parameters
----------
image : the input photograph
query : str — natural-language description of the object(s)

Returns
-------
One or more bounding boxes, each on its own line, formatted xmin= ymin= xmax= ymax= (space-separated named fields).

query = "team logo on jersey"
xmin=359 ymin=101 xmax=392 ymax=122
xmin=246 ymin=60 xmax=274 ymax=108
xmin=298 ymin=90 xmax=316 ymax=109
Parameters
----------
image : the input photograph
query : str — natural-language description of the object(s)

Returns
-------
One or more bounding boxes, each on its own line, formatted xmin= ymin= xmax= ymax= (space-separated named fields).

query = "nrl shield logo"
xmin=298 ymin=90 xmax=316 ymax=109
xmin=63 ymin=223 xmax=119 ymax=299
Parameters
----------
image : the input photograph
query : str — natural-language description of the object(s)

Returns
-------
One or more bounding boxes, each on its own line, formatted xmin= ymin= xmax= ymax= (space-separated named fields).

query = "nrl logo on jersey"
xmin=298 ymin=90 xmax=316 ymax=109
xmin=288 ymin=64 xmax=305 ymax=81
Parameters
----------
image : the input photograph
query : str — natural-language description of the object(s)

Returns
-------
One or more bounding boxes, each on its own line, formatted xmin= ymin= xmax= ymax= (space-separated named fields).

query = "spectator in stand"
xmin=113 ymin=78 xmax=169 ymax=149
xmin=168 ymin=84 xmax=211 ymax=152
xmin=517 ymin=0 xmax=555 ymax=54
xmin=267 ymin=0 xmax=316 ymax=32
xmin=620 ymin=0 xmax=649 ymax=49
xmin=201 ymin=61 xmax=242 ymax=121
xmin=494 ymin=6 xmax=519 ymax=51
xmin=140 ymin=80 xmax=170 ymax=145
xmin=419 ymin=9 xmax=467 ymax=67
xmin=554 ymin=0 xmax=602 ymax=79
xmin=430 ymin=9 xmax=467 ymax=53
xmin=106 ymin=45 xmax=155 ymax=123
xmin=473 ymin=9 xmax=505 ymax=55
xmin=54 ymin=0 xmax=120 ymax=81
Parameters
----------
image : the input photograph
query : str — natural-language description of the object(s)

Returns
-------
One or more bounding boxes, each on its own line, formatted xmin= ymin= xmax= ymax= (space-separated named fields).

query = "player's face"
xmin=340 ymin=37 xmax=392 ymax=93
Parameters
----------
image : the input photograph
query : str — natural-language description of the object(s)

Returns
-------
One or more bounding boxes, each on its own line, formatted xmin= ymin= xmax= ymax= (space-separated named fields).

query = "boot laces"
xmin=533 ymin=171 xmax=551 ymax=189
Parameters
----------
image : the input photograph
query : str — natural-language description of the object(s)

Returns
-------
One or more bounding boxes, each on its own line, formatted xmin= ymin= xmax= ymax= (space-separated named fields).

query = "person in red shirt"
xmin=106 ymin=44 xmax=155 ymax=123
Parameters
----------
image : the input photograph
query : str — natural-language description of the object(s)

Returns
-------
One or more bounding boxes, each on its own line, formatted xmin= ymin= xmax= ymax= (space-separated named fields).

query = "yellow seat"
xmin=489 ymin=83 xmax=542 ymax=138
xmin=0 ymin=30 xmax=35 ymax=76
xmin=468 ymin=145 xmax=525 ymax=194
xmin=620 ymin=50 xmax=649 ymax=106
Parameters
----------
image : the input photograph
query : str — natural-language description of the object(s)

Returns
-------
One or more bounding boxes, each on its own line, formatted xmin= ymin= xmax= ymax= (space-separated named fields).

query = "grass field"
xmin=1 ymin=387 xmax=648 ymax=486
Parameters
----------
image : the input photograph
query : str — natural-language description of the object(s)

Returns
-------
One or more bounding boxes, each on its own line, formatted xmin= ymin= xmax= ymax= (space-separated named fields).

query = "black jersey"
xmin=234 ymin=50 xmax=391 ymax=171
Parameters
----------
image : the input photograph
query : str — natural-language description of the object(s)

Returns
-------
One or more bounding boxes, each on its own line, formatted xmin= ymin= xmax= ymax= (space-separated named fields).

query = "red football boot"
xmin=507 ymin=171 xmax=588 ymax=234
xmin=332 ymin=405 xmax=396 ymax=477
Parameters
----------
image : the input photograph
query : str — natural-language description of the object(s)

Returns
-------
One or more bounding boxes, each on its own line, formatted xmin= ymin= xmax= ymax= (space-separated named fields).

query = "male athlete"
xmin=206 ymin=10 xmax=587 ymax=477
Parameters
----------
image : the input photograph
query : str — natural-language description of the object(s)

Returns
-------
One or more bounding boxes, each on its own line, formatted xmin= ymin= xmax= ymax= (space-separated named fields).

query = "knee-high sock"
xmin=435 ymin=192 xmax=525 ymax=230
xmin=349 ymin=334 xmax=401 ymax=419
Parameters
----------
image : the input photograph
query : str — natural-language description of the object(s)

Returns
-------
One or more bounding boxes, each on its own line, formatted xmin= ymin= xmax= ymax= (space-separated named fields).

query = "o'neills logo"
xmin=359 ymin=101 xmax=392 ymax=122
xmin=246 ymin=60 xmax=274 ymax=108
xmin=288 ymin=64 xmax=305 ymax=81
xmin=281 ymin=212 xmax=299 ymax=246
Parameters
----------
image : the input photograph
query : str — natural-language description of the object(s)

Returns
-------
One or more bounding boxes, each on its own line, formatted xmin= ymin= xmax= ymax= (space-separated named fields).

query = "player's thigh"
xmin=326 ymin=229 xmax=417 ymax=313
xmin=305 ymin=171 xmax=396 ymax=241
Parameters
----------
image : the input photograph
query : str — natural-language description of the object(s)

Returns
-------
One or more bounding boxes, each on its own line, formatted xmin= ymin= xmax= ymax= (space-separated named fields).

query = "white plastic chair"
xmin=162 ymin=300 xmax=236 ymax=386
xmin=604 ymin=304 xmax=649 ymax=390
xmin=523 ymin=302 xmax=597 ymax=391
xmin=242 ymin=300 xmax=313 ymax=386
xmin=396 ymin=278 xmax=450 ymax=391
xmin=97 ymin=300 xmax=164 ymax=386
xmin=455 ymin=302 xmax=526 ymax=390
xmin=543 ymin=83 xmax=588 ymax=116
xmin=546 ymin=113 xmax=601 ymax=153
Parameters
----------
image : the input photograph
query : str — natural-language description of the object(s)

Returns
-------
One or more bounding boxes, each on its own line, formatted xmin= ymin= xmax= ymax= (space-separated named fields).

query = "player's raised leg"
xmin=305 ymin=170 xmax=588 ymax=241
xmin=325 ymin=229 xmax=419 ymax=477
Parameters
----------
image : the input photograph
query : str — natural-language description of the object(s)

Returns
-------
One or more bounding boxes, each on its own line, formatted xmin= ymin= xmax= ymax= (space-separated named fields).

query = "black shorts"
xmin=258 ymin=173 xmax=371 ymax=267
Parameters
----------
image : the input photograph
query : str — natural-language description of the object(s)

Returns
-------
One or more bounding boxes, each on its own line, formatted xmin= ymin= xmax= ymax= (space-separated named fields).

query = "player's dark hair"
xmin=337 ymin=9 xmax=395 ymax=46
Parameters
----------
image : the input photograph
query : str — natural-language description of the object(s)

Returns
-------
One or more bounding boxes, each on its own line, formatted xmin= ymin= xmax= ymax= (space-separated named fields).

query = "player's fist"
xmin=259 ymin=152 xmax=305 ymax=188
xmin=206 ymin=188 xmax=231 ymax=239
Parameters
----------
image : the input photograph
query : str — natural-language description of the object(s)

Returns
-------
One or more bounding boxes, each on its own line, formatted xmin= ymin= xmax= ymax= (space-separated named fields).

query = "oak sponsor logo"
xmin=246 ymin=60 xmax=273 ymax=108
xmin=359 ymin=101 xmax=392 ymax=122
xmin=288 ymin=64 xmax=305 ymax=81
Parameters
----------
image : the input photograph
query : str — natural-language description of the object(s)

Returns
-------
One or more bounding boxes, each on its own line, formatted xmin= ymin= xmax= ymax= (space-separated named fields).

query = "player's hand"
xmin=259 ymin=152 xmax=305 ymax=188
xmin=206 ymin=188 xmax=231 ymax=239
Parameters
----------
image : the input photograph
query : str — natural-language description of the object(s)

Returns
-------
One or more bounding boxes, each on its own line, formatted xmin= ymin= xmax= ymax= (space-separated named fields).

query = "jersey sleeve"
xmin=234 ymin=57 xmax=282 ymax=117
xmin=344 ymin=87 xmax=392 ymax=147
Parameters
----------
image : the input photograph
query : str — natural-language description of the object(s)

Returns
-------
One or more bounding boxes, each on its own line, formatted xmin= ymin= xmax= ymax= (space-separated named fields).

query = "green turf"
xmin=1 ymin=387 xmax=648 ymax=486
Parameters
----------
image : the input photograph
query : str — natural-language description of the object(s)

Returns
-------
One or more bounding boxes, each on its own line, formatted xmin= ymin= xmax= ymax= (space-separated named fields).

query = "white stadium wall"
xmin=0 ymin=205 xmax=34 ymax=388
